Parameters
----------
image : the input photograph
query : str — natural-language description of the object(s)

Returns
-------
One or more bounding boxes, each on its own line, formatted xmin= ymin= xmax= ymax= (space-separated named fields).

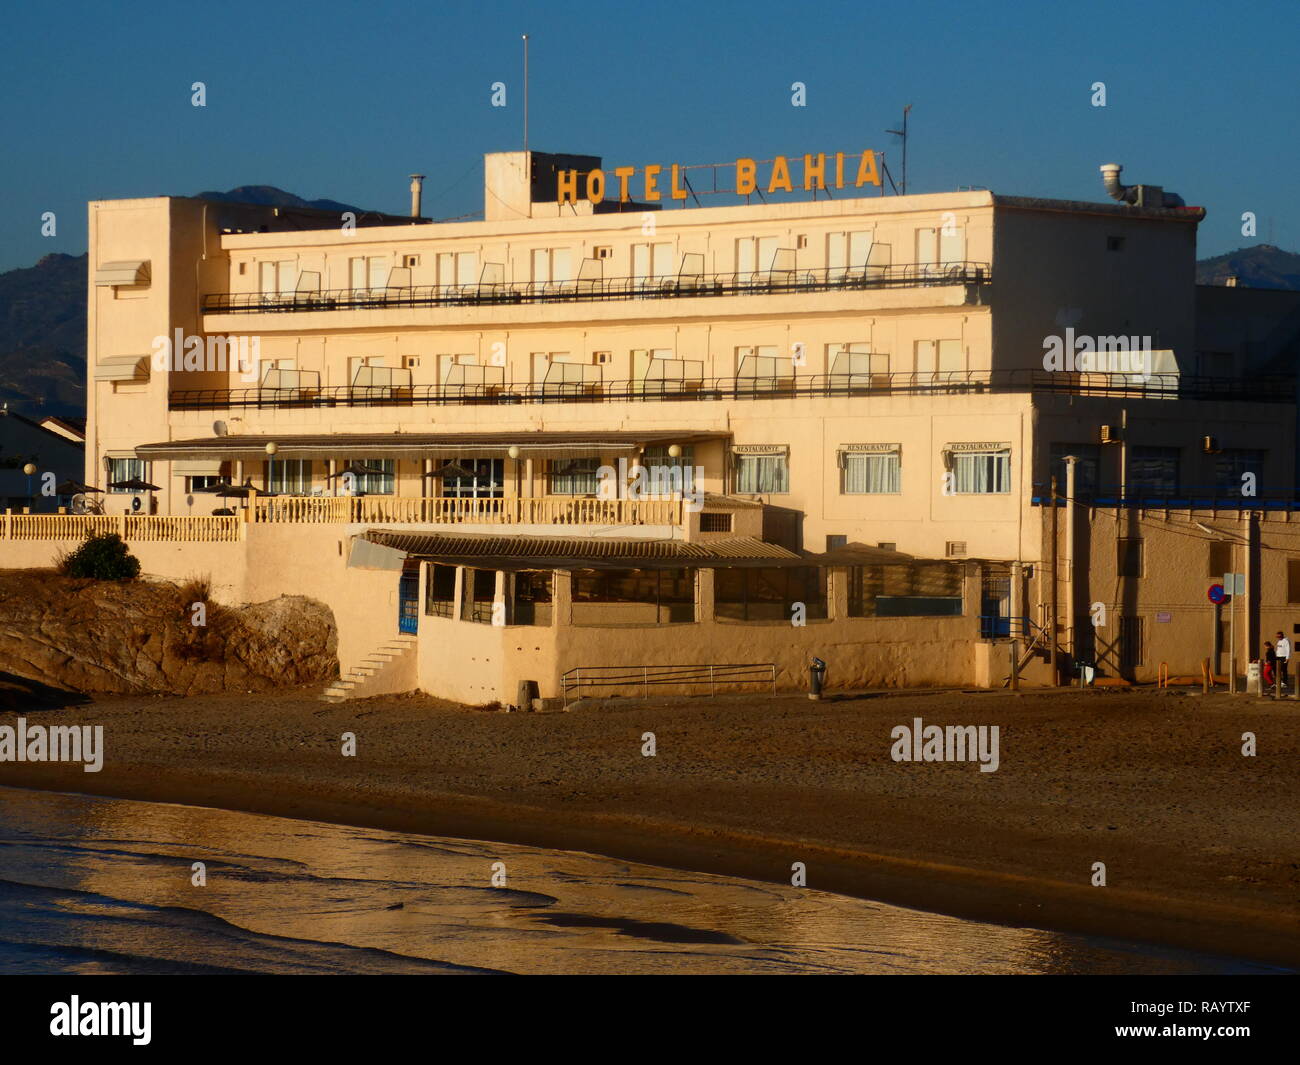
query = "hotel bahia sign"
xmin=556 ymin=150 xmax=883 ymax=205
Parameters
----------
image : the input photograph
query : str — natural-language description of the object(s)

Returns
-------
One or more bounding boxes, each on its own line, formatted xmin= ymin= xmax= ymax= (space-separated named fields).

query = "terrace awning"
xmin=359 ymin=530 xmax=800 ymax=571
xmin=94 ymin=260 xmax=151 ymax=287
xmin=94 ymin=355 xmax=151 ymax=382
xmin=135 ymin=430 xmax=728 ymax=462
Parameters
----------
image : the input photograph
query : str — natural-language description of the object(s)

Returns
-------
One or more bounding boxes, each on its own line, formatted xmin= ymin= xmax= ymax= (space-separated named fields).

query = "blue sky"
xmin=1 ymin=0 xmax=1295 ymax=271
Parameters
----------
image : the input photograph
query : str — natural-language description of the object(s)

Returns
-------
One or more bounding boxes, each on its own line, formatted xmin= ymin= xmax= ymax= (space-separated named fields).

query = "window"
xmin=701 ymin=513 xmax=732 ymax=533
xmin=951 ymin=449 xmax=1010 ymax=494
xmin=1119 ymin=615 xmax=1144 ymax=669
xmin=736 ymin=345 xmax=793 ymax=391
xmin=827 ymin=231 xmax=872 ymax=276
xmin=842 ymin=451 xmax=900 ymax=494
xmin=734 ymin=453 xmax=789 ymax=494
xmin=916 ymin=339 xmax=963 ymax=375
xmin=258 ymin=260 xmax=296 ymax=296
xmin=1130 ymin=446 xmax=1180 ymax=497
xmin=1118 ymin=538 xmax=1144 ymax=578
xmin=348 ymin=256 xmax=389 ymax=291
xmin=1288 ymin=561 xmax=1300 ymax=604
xmin=531 ymin=248 xmax=572 ymax=284
xmin=425 ymin=563 xmax=457 ymax=618
xmin=878 ymin=542 xmax=897 ymax=552
xmin=550 ymin=458 xmax=600 ymax=495
xmin=946 ymin=541 xmax=967 ymax=558
xmin=353 ymin=458 xmax=395 ymax=495
xmin=512 ymin=571 xmax=553 ymax=626
xmin=186 ymin=475 xmax=223 ymax=493
xmin=632 ymin=242 xmax=672 ymax=280
xmin=827 ymin=344 xmax=887 ymax=383
xmin=1214 ymin=449 xmax=1264 ymax=494
xmin=736 ymin=236 xmax=778 ymax=276
xmin=402 ymin=254 xmax=420 ymax=268
xmin=439 ymin=457 xmax=503 ymax=498
xmin=461 ymin=567 xmax=497 ymax=623
xmin=848 ymin=562 xmax=963 ymax=617
xmin=916 ymin=225 xmax=964 ymax=267
xmin=106 ymin=457 xmax=149 ymax=492
xmin=572 ymin=568 xmax=694 ymax=625
xmin=265 ymin=459 xmax=312 ymax=494
xmin=642 ymin=445 xmax=696 ymax=496
xmin=1107 ymin=236 xmax=1126 ymax=252
xmin=1209 ymin=541 xmax=1233 ymax=580
xmin=1049 ymin=444 xmax=1101 ymax=498
xmin=594 ymin=245 xmax=613 ymax=260
xmin=715 ymin=566 xmax=827 ymax=622
xmin=437 ymin=251 xmax=479 ymax=287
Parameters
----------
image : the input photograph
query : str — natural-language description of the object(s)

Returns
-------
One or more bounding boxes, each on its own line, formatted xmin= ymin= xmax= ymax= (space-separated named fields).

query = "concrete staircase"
xmin=320 ymin=634 xmax=418 ymax=703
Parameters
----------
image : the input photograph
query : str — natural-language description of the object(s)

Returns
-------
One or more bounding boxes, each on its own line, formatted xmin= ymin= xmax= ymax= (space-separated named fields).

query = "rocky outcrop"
xmin=0 ymin=572 xmax=337 ymax=697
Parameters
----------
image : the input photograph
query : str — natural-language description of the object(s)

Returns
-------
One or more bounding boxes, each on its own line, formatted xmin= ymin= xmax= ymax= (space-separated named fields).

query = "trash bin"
xmin=809 ymin=657 xmax=827 ymax=701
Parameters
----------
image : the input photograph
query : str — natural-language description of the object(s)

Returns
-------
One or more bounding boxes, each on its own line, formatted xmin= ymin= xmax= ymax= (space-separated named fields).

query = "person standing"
xmin=1263 ymin=642 xmax=1276 ymax=689
xmin=1276 ymin=631 xmax=1291 ymax=691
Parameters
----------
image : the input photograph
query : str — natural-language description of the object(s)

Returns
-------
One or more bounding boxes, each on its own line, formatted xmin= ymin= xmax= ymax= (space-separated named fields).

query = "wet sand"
xmin=2 ymin=686 xmax=1297 ymax=968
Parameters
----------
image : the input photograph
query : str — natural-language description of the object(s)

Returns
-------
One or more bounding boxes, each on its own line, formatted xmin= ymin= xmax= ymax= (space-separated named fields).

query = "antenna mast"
xmin=522 ymin=34 xmax=529 ymax=154
xmin=886 ymin=105 xmax=912 ymax=195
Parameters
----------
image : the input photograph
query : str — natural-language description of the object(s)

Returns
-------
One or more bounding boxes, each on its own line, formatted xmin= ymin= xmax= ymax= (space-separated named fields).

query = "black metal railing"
xmin=1032 ymin=485 xmax=1300 ymax=509
xmin=167 ymin=369 xmax=1296 ymax=412
xmin=201 ymin=261 xmax=992 ymax=315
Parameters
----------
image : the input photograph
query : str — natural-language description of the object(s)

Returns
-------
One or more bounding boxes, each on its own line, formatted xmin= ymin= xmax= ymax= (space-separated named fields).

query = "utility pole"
xmin=1050 ymin=474 xmax=1060 ymax=685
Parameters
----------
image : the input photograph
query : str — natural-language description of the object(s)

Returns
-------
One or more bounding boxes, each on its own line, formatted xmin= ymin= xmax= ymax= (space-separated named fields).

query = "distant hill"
xmin=191 ymin=185 xmax=366 ymax=216
xmin=1196 ymin=244 xmax=1300 ymax=290
xmin=0 ymin=252 xmax=89 ymax=418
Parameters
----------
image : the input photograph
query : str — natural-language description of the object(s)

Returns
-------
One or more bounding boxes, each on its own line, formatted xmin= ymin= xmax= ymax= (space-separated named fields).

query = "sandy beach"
xmin=2 ymin=685 xmax=1297 ymax=968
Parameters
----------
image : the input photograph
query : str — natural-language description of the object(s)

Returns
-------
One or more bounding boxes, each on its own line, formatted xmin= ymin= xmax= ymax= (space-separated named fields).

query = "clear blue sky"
xmin=1 ymin=0 xmax=1295 ymax=272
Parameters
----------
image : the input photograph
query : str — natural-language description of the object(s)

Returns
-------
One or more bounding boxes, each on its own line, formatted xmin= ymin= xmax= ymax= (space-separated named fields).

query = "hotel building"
xmin=7 ymin=149 xmax=1297 ymax=702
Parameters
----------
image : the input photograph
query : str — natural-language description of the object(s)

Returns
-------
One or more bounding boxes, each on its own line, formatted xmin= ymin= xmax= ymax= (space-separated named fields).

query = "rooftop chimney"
xmin=1099 ymin=163 xmax=1185 ymax=208
xmin=409 ymin=174 xmax=425 ymax=218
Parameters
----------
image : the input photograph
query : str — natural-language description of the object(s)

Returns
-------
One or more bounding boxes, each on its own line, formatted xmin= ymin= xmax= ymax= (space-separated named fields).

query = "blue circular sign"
xmin=1208 ymin=583 xmax=1225 ymax=604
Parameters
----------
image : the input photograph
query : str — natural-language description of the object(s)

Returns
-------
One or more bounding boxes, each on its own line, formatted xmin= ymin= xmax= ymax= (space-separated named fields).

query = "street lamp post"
xmin=22 ymin=462 xmax=36 ymax=512
xmin=264 ymin=442 xmax=279 ymax=519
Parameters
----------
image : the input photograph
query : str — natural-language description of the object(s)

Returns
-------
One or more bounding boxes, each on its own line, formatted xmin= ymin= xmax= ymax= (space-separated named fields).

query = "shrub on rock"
xmin=60 ymin=532 xmax=141 ymax=581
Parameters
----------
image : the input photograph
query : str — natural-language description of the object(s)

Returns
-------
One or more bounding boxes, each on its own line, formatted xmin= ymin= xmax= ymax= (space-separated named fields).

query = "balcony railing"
xmin=1031 ymin=486 xmax=1300 ymax=510
xmin=169 ymin=369 xmax=1297 ymax=412
xmin=202 ymin=261 xmax=991 ymax=315
xmin=1 ymin=514 xmax=241 ymax=542
xmin=250 ymin=495 xmax=683 ymax=526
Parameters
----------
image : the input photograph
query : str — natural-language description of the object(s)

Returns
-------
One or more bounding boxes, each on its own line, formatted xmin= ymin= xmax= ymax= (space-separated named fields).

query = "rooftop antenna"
xmin=886 ymin=104 xmax=912 ymax=195
xmin=522 ymin=34 xmax=529 ymax=154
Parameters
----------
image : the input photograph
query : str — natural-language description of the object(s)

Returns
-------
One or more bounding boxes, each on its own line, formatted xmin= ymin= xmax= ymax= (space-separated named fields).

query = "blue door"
xmin=398 ymin=566 xmax=419 ymax=635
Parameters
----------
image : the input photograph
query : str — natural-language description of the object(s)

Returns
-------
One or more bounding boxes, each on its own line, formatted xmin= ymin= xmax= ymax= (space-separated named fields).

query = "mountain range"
xmin=1 ymin=193 xmax=1298 ymax=420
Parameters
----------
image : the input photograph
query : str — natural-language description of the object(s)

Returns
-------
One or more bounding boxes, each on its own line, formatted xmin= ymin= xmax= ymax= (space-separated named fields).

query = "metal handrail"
xmin=202 ymin=261 xmax=992 ymax=314
xmin=168 ymin=370 xmax=1296 ymax=412
xmin=560 ymin=662 xmax=778 ymax=707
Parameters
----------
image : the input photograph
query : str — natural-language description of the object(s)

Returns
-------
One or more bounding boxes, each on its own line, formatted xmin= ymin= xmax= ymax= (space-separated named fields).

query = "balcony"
xmin=250 ymin=495 xmax=683 ymax=526
xmin=168 ymin=369 xmax=1297 ymax=413
xmin=202 ymin=261 xmax=990 ymax=316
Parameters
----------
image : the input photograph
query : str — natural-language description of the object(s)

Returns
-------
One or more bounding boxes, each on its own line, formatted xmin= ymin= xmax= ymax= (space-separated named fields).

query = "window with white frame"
xmin=353 ymin=459 xmax=396 ymax=495
xmin=106 ymin=457 xmax=149 ymax=492
xmin=950 ymin=448 xmax=1011 ymax=494
xmin=550 ymin=458 xmax=601 ymax=495
xmin=827 ymin=343 xmax=887 ymax=382
xmin=916 ymin=339 xmax=964 ymax=375
xmin=736 ymin=236 xmax=779 ymax=276
xmin=436 ymin=251 xmax=479 ymax=287
xmin=186 ymin=475 xmax=224 ymax=493
xmin=632 ymin=242 xmax=673 ymax=280
xmin=827 ymin=231 xmax=872 ymax=277
xmin=348 ymin=256 xmax=389 ymax=291
xmin=733 ymin=452 xmax=789 ymax=494
xmin=258 ymin=260 xmax=296 ymax=296
xmin=531 ymin=248 xmax=572 ymax=284
xmin=265 ymin=459 xmax=313 ymax=495
xmin=842 ymin=450 xmax=901 ymax=494
xmin=916 ymin=225 xmax=965 ymax=268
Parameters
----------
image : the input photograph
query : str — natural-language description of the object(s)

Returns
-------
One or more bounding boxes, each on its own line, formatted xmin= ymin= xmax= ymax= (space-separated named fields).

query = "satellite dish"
xmin=71 ymin=493 xmax=88 ymax=514
xmin=213 ymin=420 xmax=228 ymax=437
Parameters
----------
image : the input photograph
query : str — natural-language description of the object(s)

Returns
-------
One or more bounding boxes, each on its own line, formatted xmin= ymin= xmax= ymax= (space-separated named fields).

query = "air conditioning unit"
xmin=1100 ymin=425 xmax=1121 ymax=444
xmin=1202 ymin=435 xmax=1221 ymax=454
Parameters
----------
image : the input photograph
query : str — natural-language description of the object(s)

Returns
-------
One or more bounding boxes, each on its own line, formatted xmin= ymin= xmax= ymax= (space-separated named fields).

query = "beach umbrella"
xmin=327 ymin=462 xmax=386 ymax=479
xmin=108 ymin=476 xmax=160 ymax=492
xmin=56 ymin=480 xmax=103 ymax=495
